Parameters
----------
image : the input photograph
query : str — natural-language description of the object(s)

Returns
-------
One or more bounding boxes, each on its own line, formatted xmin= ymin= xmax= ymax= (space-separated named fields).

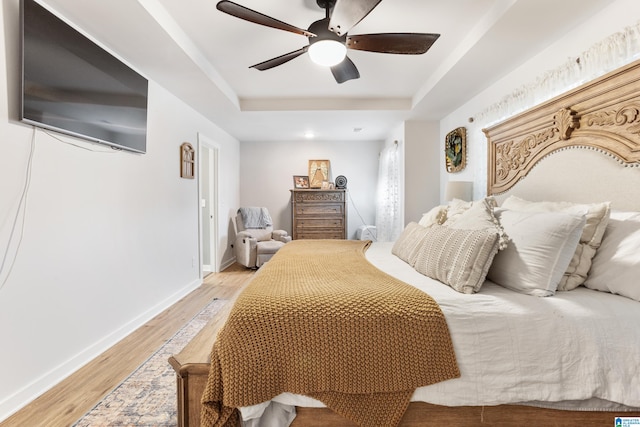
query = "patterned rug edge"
xmin=73 ymin=298 xmax=227 ymax=426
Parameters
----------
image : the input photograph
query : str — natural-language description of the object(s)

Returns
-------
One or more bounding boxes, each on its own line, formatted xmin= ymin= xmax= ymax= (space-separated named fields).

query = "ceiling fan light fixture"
xmin=308 ymin=40 xmax=347 ymax=67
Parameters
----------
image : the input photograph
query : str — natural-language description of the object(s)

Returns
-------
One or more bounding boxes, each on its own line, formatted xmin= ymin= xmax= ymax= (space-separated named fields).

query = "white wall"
xmin=375 ymin=120 xmax=440 ymax=235
xmin=239 ymin=139 xmax=384 ymax=239
xmin=0 ymin=0 xmax=239 ymax=420
xmin=439 ymin=0 xmax=640 ymax=200
xmin=404 ymin=120 xmax=440 ymax=224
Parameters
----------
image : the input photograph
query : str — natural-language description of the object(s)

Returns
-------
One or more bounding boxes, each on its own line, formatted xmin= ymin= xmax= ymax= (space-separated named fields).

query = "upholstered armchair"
xmin=234 ymin=207 xmax=291 ymax=268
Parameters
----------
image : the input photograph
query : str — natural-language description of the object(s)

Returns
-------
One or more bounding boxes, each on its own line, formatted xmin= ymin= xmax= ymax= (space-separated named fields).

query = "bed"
xmin=170 ymin=58 xmax=640 ymax=427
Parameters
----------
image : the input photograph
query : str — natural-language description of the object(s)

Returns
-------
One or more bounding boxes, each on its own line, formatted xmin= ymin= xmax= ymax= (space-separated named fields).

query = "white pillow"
xmin=444 ymin=198 xmax=473 ymax=223
xmin=487 ymin=209 xmax=586 ymax=297
xmin=584 ymin=211 xmax=640 ymax=301
xmin=501 ymin=196 xmax=610 ymax=291
xmin=446 ymin=197 xmax=509 ymax=250
xmin=418 ymin=205 xmax=447 ymax=228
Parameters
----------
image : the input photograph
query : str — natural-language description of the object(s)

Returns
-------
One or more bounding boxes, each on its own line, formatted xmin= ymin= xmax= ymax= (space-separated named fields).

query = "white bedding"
xmin=240 ymin=242 xmax=640 ymax=424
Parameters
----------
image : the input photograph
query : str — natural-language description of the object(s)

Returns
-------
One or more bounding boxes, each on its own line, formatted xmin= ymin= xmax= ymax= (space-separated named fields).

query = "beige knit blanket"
xmin=201 ymin=240 xmax=459 ymax=427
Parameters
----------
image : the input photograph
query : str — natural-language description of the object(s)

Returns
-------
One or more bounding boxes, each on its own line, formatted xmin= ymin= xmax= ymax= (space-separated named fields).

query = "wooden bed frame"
xmin=169 ymin=59 xmax=640 ymax=426
xmin=484 ymin=58 xmax=640 ymax=208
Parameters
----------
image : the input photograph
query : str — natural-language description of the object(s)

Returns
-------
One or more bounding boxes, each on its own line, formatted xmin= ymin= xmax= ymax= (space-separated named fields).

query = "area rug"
xmin=73 ymin=298 xmax=227 ymax=426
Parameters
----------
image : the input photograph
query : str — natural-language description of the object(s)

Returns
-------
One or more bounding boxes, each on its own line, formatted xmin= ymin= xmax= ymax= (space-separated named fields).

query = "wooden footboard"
xmin=169 ymin=286 xmax=242 ymax=427
xmin=294 ymin=404 xmax=640 ymax=427
xmin=169 ymin=291 xmax=640 ymax=427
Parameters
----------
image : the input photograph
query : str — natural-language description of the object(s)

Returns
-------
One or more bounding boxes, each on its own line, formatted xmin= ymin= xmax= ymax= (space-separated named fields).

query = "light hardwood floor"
xmin=0 ymin=264 xmax=254 ymax=427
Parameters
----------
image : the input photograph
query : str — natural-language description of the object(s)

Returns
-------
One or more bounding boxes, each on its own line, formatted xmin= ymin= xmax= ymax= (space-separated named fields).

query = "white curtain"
xmin=375 ymin=143 xmax=403 ymax=242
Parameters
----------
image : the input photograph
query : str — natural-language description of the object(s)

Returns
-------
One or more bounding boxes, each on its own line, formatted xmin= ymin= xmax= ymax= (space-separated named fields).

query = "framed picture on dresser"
xmin=293 ymin=175 xmax=310 ymax=189
xmin=308 ymin=160 xmax=330 ymax=188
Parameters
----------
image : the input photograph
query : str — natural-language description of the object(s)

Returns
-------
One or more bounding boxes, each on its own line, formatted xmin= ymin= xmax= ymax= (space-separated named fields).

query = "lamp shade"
xmin=445 ymin=181 xmax=473 ymax=201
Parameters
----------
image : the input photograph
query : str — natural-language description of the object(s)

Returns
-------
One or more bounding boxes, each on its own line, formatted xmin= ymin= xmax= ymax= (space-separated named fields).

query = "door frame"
xmin=197 ymin=133 xmax=220 ymax=275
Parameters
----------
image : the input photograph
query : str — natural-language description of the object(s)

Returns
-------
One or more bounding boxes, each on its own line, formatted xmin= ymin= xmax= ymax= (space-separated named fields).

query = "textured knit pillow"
xmin=487 ymin=209 xmax=586 ymax=297
xmin=412 ymin=225 xmax=500 ymax=294
xmin=501 ymin=196 xmax=610 ymax=291
xmin=584 ymin=211 xmax=640 ymax=301
xmin=391 ymin=222 xmax=430 ymax=266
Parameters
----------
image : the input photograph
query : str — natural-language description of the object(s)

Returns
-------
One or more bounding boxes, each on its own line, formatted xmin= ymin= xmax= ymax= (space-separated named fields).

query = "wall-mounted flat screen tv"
xmin=20 ymin=0 xmax=148 ymax=154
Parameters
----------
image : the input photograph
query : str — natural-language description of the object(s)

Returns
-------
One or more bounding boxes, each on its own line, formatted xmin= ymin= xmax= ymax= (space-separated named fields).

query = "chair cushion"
xmin=256 ymin=240 xmax=286 ymax=255
xmin=242 ymin=228 xmax=274 ymax=242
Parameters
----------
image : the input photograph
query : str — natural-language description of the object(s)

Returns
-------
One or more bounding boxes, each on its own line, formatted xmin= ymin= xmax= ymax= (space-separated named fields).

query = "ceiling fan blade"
xmin=217 ymin=1 xmax=315 ymax=38
xmin=347 ymin=33 xmax=440 ymax=54
xmin=331 ymin=56 xmax=360 ymax=84
xmin=328 ymin=0 xmax=382 ymax=37
xmin=250 ymin=46 xmax=309 ymax=71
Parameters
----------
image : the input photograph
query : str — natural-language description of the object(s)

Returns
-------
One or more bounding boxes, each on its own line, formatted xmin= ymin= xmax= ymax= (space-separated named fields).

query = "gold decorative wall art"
xmin=445 ymin=127 xmax=467 ymax=173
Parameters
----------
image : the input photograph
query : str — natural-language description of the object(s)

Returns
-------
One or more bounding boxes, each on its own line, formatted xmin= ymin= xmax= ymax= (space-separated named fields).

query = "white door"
xmin=198 ymin=133 xmax=219 ymax=274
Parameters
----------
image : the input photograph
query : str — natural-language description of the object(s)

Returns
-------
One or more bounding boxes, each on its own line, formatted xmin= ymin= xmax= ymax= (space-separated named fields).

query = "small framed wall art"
xmin=308 ymin=159 xmax=330 ymax=188
xmin=445 ymin=127 xmax=466 ymax=173
xmin=293 ymin=175 xmax=310 ymax=189
xmin=180 ymin=142 xmax=195 ymax=179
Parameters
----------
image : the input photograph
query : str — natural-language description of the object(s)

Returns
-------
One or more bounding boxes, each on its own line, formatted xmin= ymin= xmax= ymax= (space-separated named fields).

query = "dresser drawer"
xmin=295 ymin=203 xmax=344 ymax=217
xmin=296 ymin=217 xmax=344 ymax=230
xmin=295 ymin=230 xmax=345 ymax=239
xmin=292 ymin=190 xmax=345 ymax=203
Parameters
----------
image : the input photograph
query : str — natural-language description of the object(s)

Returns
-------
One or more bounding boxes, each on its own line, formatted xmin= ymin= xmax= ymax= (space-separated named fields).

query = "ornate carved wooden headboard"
xmin=483 ymin=59 xmax=640 ymax=210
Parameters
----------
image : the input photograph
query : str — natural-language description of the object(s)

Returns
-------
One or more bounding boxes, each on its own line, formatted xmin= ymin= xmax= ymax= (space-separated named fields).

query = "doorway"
xmin=198 ymin=133 xmax=219 ymax=274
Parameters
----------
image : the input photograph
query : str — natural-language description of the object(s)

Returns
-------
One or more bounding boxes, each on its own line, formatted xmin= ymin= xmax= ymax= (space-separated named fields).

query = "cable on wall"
xmin=0 ymin=128 xmax=36 ymax=292
xmin=0 ymin=127 xmax=127 ymax=292
xmin=346 ymin=189 xmax=377 ymax=241
xmin=43 ymin=129 xmax=121 ymax=152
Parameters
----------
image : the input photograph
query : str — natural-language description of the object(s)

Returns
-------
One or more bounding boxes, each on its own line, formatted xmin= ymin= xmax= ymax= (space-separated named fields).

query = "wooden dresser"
xmin=290 ymin=189 xmax=347 ymax=239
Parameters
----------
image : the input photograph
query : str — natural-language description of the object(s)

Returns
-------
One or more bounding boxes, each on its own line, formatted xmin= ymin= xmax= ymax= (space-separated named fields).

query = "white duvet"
xmin=241 ymin=242 xmax=640 ymax=424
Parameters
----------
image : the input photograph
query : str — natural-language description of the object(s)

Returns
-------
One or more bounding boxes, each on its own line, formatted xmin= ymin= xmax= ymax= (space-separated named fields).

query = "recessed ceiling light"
xmin=304 ymin=131 xmax=315 ymax=139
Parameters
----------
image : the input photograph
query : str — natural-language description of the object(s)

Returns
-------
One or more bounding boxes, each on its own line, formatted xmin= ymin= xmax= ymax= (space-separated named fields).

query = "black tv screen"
xmin=21 ymin=0 xmax=148 ymax=153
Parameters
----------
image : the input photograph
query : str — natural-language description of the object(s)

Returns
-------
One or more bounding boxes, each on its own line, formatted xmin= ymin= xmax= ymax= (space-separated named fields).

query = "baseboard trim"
xmin=220 ymin=256 xmax=236 ymax=271
xmin=0 ymin=277 xmax=203 ymax=423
